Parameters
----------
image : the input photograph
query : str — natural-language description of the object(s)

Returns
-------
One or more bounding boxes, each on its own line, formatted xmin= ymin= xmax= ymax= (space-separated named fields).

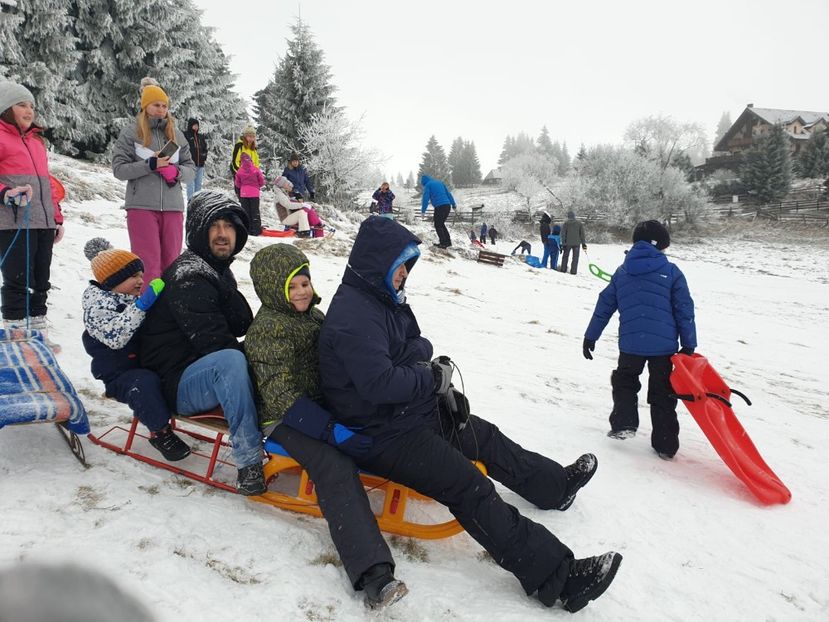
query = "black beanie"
xmin=632 ymin=220 xmax=670 ymax=250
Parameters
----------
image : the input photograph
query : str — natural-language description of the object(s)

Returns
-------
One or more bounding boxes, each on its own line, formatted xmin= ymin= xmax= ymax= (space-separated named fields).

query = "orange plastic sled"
xmin=670 ymin=353 xmax=791 ymax=505
xmin=261 ymin=228 xmax=296 ymax=238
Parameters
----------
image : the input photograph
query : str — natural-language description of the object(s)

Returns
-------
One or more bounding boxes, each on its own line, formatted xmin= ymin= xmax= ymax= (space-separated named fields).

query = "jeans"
xmin=176 ymin=349 xmax=262 ymax=468
xmin=186 ymin=166 xmax=205 ymax=202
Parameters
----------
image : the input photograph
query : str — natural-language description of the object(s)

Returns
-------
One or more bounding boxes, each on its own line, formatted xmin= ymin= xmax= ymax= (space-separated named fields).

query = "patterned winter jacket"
xmin=585 ymin=241 xmax=696 ymax=356
xmin=245 ymin=244 xmax=325 ymax=428
xmin=112 ymin=118 xmax=195 ymax=212
xmin=371 ymin=188 xmax=395 ymax=214
xmin=0 ymin=119 xmax=61 ymax=230
xmin=81 ymin=283 xmax=146 ymax=385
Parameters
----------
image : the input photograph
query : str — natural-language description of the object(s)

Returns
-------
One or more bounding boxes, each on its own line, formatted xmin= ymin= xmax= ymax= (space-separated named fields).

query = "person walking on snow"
xmin=559 ymin=210 xmax=587 ymax=274
xmin=234 ymin=153 xmax=265 ymax=236
xmin=420 ymin=174 xmax=456 ymax=248
xmin=183 ymin=117 xmax=208 ymax=201
xmin=583 ymin=220 xmax=696 ymax=460
xmin=112 ymin=77 xmax=195 ymax=287
xmin=0 ymin=81 xmax=65 ymax=341
xmin=318 ymin=216 xmax=622 ymax=613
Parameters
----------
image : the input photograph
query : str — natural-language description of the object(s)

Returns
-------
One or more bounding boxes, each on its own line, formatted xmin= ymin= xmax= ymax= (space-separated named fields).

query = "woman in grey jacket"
xmin=112 ymin=78 xmax=194 ymax=286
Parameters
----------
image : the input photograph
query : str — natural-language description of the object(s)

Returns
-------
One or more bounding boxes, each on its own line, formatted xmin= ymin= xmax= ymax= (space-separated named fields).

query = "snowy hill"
xmin=1 ymin=157 xmax=828 ymax=621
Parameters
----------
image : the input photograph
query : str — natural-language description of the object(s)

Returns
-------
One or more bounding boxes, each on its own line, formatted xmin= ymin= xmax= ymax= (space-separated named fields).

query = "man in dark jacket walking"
xmin=139 ymin=191 xmax=265 ymax=495
xmin=318 ymin=216 xmax=622 ymax=613
xmin=183 ymin=118 xmax=208 ymax=201
xmin=420 ymin=175 xmax=456 ymax=248
xmin=560 ymin=210 xmax=587 ymax=274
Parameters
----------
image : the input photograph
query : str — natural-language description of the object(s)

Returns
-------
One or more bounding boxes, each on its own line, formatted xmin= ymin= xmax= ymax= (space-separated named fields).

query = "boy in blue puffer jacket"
xmin=582 ymin=221 xmax=696 ymax=460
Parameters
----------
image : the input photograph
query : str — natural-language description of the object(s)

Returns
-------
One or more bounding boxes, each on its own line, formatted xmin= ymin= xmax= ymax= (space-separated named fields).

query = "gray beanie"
xmin=0 ymin=81 xmax=35 ymax=115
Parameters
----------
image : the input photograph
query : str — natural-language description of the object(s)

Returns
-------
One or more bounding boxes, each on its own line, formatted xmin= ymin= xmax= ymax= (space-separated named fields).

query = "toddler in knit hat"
xmin=81 ymin=238 xmax=190 ymax=461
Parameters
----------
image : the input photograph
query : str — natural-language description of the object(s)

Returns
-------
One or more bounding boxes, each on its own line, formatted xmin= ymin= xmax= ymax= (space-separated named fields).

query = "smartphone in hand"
xmin=157 ymin=140 xmax=179 ymax=159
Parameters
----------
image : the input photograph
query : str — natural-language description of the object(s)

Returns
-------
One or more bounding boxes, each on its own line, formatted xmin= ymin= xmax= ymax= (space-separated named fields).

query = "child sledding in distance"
xmin=81 ymin=238 xmax=190 ymax=461
xmin=583 ymin=220 xmax=697 ymax=460
xmin=468 ymin=229 xmax=484 ymax=248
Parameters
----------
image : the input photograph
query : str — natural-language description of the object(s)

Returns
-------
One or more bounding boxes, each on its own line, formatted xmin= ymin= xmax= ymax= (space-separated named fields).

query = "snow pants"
xmin=433 ymin=204 xmax=452 ymax=246
xmin=106 ymin=368 xmax=171 ymax=433
xmin=357 ymin=414 xmax=573 ymax=598
xmin=127 ymin=209 xmax=184 ymax=287
xmin=541 ymin=240 xmax=559 ymax=269
xmin=560 ymin=245 xmax=580 ymax=274
xmin=268 ymin=424 xmax=394 ymax=589
xmin=0 ymin=229 xmax=53 ymax=320
xmin=239 ymin=197 xmax=261 ymax=236
xmin=610 ymin=352 xmax=679 ymax=457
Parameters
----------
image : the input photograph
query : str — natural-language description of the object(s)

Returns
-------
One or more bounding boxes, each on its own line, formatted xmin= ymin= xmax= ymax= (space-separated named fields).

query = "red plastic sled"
xmin=670 ymin=353 xmax=791 ymax=505
xmin=261 ymin=227 xmax=296 ymax=238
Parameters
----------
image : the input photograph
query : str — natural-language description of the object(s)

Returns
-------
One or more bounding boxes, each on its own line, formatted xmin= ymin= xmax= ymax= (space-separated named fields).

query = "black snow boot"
xmin=556 ymin=453 xmax=598 ymax=511
xmin=148 ymin=426 xmax=191 ymax=462
xmin=559 ymin=552 xmax=623 ymax=613
xmin=236 ymin=462 xmax=266 ymax=496
xmin=361 ymin=563 xmax=408 ymax=610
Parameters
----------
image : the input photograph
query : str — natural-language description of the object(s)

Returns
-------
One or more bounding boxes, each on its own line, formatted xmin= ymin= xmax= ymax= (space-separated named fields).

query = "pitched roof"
xmin=715 ymin=106 xmax=829 ymax=152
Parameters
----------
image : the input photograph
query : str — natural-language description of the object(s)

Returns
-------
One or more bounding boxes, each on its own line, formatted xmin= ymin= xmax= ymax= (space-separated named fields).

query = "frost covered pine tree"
xmin=416 ymin=135 xmax=451 ymax=191
xmin=740 ymin=123 xmax=792 ymax=204
xmin=714 ymin=111 xmax=732 ymax=151
xmin=462 ymin=140 xmax=482 ymax=186
xmin=448 ymin=137 xmax=464 ymax=185
xmin=254 ymin=18 xmax=337 ymax=171
xmin=796 ymin=129 xmax=829 ymax=179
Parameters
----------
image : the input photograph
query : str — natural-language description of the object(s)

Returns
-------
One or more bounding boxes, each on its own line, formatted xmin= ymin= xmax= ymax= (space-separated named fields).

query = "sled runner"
xmin=0 ymin=328 xmax=89 ymax=466
xmin=670 ymin=353 xmax=791 ymax=505
xmin=89 ymin=410 xmax=486 ymax=538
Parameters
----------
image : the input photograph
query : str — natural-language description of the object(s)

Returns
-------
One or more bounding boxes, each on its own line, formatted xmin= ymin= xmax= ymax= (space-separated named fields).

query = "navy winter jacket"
xmin=420 ymin=175 xmax=456 ymax=213
xmin=585 ymin=241 xmax=696 ymax=356
xmin=319 ymin=217 xmax=437 ymax=452
xmin=282 ymin=164 xmax=314 ymax=196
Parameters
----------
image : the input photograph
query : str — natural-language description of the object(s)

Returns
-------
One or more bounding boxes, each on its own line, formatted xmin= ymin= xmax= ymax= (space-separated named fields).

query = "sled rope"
xmin=0 ymin=197 xmax=32 ymax=327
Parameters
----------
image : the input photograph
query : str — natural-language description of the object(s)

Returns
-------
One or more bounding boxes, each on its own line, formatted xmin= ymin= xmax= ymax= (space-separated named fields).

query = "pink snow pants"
xmin=127 ymin=209 xmax=184 ymax=287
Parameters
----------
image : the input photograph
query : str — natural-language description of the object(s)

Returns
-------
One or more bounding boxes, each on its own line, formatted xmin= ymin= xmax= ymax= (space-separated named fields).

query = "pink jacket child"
xmin=234 ymin=153 xmax=265 ymax=198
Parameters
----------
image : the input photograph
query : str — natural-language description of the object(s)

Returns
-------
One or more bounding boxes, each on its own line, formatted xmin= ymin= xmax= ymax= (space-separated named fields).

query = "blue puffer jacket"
xmin=282 ymin=164 xmax=314 ymax=196
xmin=318 ymin=217 xmax=436 ymax=453
xmin=585 ymin=241 xmax=696 ymax=356
xmin=420 ymin=175 xmax=456 ymax=213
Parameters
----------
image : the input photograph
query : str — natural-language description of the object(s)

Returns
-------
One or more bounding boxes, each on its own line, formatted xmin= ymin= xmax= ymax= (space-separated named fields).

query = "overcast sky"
xmin=193 ymin=0 xmax=829 ymax=179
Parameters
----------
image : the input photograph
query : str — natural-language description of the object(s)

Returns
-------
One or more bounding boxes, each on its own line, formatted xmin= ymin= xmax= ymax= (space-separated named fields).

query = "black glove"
xmin=679 ymin=347 xmax=695 ymax=356
xmin=147 ymin=156 xmax=158 ymax=171
xmin=309 ymin=192 xmax=315 ymax=200
xmin=430 ymin=356 xmax=453 ymax=395
xmin=583 ymin=338 xmax=595 ymax=360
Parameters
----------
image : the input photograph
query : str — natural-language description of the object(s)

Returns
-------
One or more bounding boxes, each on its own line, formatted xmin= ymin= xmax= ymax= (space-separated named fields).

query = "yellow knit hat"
xmin=140 ymin=77 xmax=169 ymax=110
xmin=84 ymin=238 xmax=144 ymax=290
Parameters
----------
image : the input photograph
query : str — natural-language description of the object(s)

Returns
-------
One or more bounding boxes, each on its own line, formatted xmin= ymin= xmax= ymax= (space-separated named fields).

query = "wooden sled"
xmin=89 ymin=410 xmax=486 ymax=539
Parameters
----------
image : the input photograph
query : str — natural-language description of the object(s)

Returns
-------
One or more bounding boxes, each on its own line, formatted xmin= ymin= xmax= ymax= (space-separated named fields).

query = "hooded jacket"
xmin=282 ymin=162 xmax=314 ymax=196
xmin=183 ymin=118 xmax=208 ymax=167
xmin=560 ymin=212 xmax=585 ymax=247
xmin=319 ymin=217 xmax=436 ymax=451
xmin=245 ymin=244 xmax=325 ymax=427
xmin=234 ymin=155 xmax=265 ymax=198
xmin=139 ymin=192 xmax=252 ymax=407
xmin=371 ymin=187 xmax=395 ymax=213
xmin=0 ymin=119 xmax=60 ymax=230
xmin=539 ymin=213 xmax=552 ymax=245
xmin=112 ymin=117 xmax=195 ymax=212
xmin=585 ymin=241 xmax=696 ymax=356
xmin=420 ymin=175 xmax=455 ymax=213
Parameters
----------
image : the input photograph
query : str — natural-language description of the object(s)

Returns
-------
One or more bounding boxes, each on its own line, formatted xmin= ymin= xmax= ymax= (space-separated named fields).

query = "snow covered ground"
xmin=1 ymin=162 xmax=828 ymax=621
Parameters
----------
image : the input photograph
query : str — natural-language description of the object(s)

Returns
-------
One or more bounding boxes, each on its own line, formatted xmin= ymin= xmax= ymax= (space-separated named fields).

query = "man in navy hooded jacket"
xmin=583 ymin=220 xmax=696 ymax=459
xmin=420 ymin=175 xmax=456 ymax=248
xmin=318 ymin=216 xmax=622 ymax=613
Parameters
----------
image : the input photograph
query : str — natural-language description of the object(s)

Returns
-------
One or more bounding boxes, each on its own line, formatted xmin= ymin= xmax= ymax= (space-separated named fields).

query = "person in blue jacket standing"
xmin=582 ymin=220 xmax=696 ymax=460
xmin=420 ymin=175 xmax=456 ymax=248
xmin=542 ymin=224 xmax=562 ymax=270
xmin=282 ymin=153 xmax=315 ymax=200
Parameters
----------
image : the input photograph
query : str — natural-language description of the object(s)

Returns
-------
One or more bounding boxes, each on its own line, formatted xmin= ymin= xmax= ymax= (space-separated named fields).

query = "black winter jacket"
xmin=140 ymin=195 xmax=252 ymax=408
xmin=184 ymin=118 xmax=208 ymax=167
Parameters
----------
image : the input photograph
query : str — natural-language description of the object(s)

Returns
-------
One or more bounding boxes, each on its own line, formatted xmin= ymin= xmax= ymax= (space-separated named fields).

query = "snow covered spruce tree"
xmin=254 ymin=18 xmax=337 ymax=173
xmin=740 ymin=123 xmax=792 ymax=204
xmin=416 ymin=136 xmax=451 ymax=191
xmin=448 ymin=137 xmax=482 ymax=187
xmin=796 ymin=128 xmax=829 ymax=180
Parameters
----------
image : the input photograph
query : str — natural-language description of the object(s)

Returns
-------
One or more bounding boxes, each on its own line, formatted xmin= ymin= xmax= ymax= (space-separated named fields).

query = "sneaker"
xmin=556 ymin=453 xmax=598 ymax=511
xmin=236 ymin=462 xmax=267 ymax=496
xmin=607 ymin=429 xmax=636 ymax=440
xmin=559 ymin=552 xmax=623 ymax=613
xmin=148 ymin=426 xmax=191 ymax=461
xmin=361 ymin=564 xmax=408 ymax=610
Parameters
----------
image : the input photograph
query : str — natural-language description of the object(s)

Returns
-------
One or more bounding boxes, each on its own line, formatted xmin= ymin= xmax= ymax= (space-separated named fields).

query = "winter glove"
xmin=282 ymin=396 xmax=373 ymax=459
xmin=582 ymin=244 xmax=588 ymax=251
xmin=54 ymin=224 xmax=65 ymax=244
xmin=439 ymin=386 xmax=471 ymax=431
xmin=156 ymin=165 xmax=179 ymax=187
xmin=308 ymin=192 xmax=315 ymax=200
xmin=678 ymin=347 xmax=695 ymax=356
xmin=135 ymin=278 xmax=165 ymax=311
xmin=430 ymin=356 xmax=453 ymax=395
xmin=582 ymin=338 xmax=595 ymax=360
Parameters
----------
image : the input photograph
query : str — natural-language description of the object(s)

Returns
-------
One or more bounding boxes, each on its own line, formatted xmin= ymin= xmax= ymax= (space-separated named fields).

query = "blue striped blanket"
xmin=0 ymin=328 xmax=89 ymax=434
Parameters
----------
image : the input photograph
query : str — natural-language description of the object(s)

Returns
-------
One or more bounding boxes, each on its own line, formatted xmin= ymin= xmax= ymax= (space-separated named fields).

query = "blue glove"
xmin=135 ymin=278 xmax=165 ymax=311
xmin=283 ymin=396 xmax=373 ymax=459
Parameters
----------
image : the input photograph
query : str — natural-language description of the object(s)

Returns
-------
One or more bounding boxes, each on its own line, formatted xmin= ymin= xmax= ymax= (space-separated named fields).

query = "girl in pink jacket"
xmin=234 ymin=153 xmax=265 ymax=235
xmin=0 ymin=81 xmax=64 ymax=340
